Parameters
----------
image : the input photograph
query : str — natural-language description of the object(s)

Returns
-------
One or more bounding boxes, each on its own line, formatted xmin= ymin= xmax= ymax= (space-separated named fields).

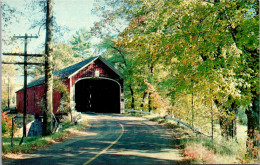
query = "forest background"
xmin=1 ymin=0 xmax=259 ymax=162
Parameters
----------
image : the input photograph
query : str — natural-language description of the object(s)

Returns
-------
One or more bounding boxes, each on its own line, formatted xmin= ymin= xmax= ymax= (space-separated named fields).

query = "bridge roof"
xmin=17 ymin=56 xmax=122 ymax=92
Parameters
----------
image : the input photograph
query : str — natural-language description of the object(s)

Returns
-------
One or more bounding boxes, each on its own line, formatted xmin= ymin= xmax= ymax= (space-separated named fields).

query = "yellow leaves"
xmin=144 ymin=81 xmax=171 ymax=114
xmin=171 ymin=57 xmax=178 ymax=63
xmin=181 ymin=59 xmax=190 ymax=64
xmin=173 ymin=69 xmax=178 ymax=75
xmin=181 ymin=0 xmax=193 ymax=6
xmin=230 ymin=44 xmax=242 ymax=57
xmin=221 ymin=48 xmax=227 ymax=58
xmin=209 ymin=56 xmax=215 ymax=61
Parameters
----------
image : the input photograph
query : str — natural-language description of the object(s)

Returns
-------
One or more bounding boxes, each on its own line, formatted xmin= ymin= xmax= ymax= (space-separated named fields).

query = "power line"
xmin=2 ymin=33 xmax=44 ymax=144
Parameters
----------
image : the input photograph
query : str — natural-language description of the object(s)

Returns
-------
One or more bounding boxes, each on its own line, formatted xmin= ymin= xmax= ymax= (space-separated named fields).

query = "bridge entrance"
xmin=75 ymin=78 xmax=120 ymax=113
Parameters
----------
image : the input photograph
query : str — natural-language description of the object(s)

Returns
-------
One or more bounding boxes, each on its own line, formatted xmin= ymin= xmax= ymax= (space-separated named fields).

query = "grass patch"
xmin=180 ymin=129 xmax=259 ymax=164
xmin=149 ymin=117 xmax=164 ymax=121
xmin=149 ymin=117 xmax=181 ymax=129
xmin=2 ymin=118 xmax=89 ymax=157
xmin=123 ymin=111 xmax=148 ymax=117
xmin=181 ymin=136 xmax=246 ymax=164
xmin=148 ymin=116 xmax=259 ymax=164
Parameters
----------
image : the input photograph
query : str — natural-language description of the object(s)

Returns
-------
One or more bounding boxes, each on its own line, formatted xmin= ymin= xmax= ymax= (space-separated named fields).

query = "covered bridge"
xmin=16 ymin=56 xmax=124 ymax=116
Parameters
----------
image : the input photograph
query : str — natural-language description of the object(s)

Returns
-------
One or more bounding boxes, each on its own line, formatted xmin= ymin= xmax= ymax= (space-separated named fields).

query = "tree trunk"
xmin=140 ymin=91 xmax=147 ymax=109
xmin=217 ymin=100 xmax=237 ymax=140
xmin=129 ymin=85 xmax=134 ymax=109
xmin=148 ymin=92 xmax=152 ymax=112
xmin=43 ymin=0 xmax=54 ymax=136
xmin=229 ymin=103 xmax=238 ymax=138
xmin=148 ymin=65 xmax=154 ymax=112
xmin=246 ymin=93 xmax=259 ymax=149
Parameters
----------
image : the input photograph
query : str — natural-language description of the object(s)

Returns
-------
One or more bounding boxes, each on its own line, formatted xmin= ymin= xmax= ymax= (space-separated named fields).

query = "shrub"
xmin=2 ymin=112 xmax=11 ymax=134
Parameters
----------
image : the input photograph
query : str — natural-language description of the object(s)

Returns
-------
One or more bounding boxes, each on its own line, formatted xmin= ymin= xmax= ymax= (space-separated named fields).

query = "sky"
xmin=2 ymin=0 xmax=103 ymax=82
xmin=2 ymin=0 xmax=100 ymax=53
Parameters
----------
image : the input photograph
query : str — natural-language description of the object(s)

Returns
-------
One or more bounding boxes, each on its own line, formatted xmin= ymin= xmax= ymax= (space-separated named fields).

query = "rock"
xmin=27 ymin=119 xmax=42 ymax=137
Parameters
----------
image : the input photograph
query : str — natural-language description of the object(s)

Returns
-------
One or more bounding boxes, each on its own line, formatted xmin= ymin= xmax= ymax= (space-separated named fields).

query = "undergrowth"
xmin=149 ymin=116 xmax=259 ymax=164
xmin=124 ymin=111 xmax=146 ymax=117
xmin=2 ymin=118 xmax=89 ymax=156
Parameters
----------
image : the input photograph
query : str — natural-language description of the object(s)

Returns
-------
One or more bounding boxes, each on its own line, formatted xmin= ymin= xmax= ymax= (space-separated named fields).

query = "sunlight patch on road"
xmin=107 ymin=149 xmax=183 ymax=161
xmin=83 ymin=123 xmax=125 ymax=165
xmin=3 ymin=153 xmax=49 ymax=160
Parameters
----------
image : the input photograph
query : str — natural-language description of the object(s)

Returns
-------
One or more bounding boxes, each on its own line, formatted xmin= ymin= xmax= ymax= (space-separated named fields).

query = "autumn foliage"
xmin=92 ymin=0 xmax=259 ymax=159
xmin=2 ymin=111 xmax=16 ymax=136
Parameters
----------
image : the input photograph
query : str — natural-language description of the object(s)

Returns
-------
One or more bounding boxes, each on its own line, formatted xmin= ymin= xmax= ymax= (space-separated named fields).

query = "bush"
xmin=2 ymin=117 xmax=89 ymax=155
xmin=2 ymin=111 xmax=17 ymax=137
xmin=2 ymin=111 xmax=11 ymax=134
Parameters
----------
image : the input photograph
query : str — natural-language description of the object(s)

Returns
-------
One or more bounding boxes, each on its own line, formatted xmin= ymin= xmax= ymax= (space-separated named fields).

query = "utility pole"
xmin=2 ymin=33 xmax=43 ymax=144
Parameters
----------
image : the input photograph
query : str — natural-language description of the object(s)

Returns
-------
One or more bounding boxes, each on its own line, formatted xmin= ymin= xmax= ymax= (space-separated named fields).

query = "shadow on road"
xmin=3 ymin=113 xmax=186 ymax=165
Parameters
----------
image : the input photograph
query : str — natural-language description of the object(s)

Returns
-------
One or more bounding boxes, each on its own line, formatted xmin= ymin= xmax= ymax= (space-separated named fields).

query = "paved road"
xmin=3 ymin=113 xmax=184 ymax=165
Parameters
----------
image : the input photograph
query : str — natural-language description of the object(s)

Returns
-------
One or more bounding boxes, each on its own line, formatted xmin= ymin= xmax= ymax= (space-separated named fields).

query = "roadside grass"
xmin=148 ymin=116 xmax=259 ymax=164
xmin=180 ymin=135 xmax=242 ymax=164
xmin=2 ymin=116 xmax=89 ymax=157
xmin=181 ymin=124 xmax=260 ymax=164
xmin=148 ymin=116 xmax=179 ymax=129
xmin=124 ymin=111 xmax=146 ymax=117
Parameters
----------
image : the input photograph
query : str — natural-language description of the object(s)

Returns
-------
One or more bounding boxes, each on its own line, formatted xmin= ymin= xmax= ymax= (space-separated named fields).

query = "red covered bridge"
xmin=16 ymin=56 xmax=124 ymax=116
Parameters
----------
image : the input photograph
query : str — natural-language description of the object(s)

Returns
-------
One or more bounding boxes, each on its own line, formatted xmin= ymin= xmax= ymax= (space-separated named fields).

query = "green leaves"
xmin=93 ymin=0 xmax=258 ymax=134
xmin=70 ymin=28 xmax=91 ymax=57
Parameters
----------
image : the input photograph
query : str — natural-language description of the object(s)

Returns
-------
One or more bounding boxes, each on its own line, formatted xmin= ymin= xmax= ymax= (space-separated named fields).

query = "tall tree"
xmin=1 ymin=2 xmax=23 ymax=109
xmin=43 ymin=0 xmax=54 ymax=136
xmin=70 ymin=28 xmax=92 ymax=58
xmin=1 ymin=2 xmax=23 ymax=45
xmin=30 ymin=29 xmax=92 ymax=79
xmin=93 ymin=0 xmax=259 ymax=146
xmin=1 ymin=55 xmax=21 ymax=109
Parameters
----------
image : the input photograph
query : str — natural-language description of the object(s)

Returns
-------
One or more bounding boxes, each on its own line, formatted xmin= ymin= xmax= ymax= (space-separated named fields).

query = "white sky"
xmin=2 ymin=0 xmax=102 ymax=82
xmin=2 ymin=0 xmax=100 ymax=53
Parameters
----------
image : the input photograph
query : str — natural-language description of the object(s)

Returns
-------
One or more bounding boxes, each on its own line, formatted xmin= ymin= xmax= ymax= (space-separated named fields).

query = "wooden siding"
xmin=16 ymin=58 xmax=123 ymax=116
xmin=16 ymin=79 xmax=70 ymax=116
xmin=71 ymin=59 xmax=122 ymax=86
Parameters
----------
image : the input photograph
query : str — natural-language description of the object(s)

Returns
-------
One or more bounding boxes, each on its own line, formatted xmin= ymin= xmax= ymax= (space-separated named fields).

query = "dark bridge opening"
xmin=75 ymin=78 xmax=120 ymax=113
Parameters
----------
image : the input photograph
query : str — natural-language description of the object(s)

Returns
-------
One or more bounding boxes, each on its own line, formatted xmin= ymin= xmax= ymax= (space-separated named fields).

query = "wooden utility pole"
xmin=11 ymin=117 xmax=14 ymax=147
xmin=2 ymin=33 xmax=43 ymax=144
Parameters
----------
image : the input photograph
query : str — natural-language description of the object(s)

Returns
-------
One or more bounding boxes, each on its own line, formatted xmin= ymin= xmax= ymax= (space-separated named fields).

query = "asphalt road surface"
xmin=3 ymin=113 xmax=184 ymax=165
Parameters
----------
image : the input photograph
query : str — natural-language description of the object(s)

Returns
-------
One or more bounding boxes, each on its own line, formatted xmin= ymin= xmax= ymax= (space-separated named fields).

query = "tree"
xmin=30 ymin=29 xmax=92 ymax=79
xmin=70 ymin=28 xmax=92 ymax=58
xmin=1 ymin=55 xmax=21 ymax=109
xmin=1 ymin=2 xmax=23 ymax=45
xmin=26 ymin=0 xmax=69 ymax=42
xmin=93 ymin=0 xmax=259 ymax=148
xmin=43 ymin=0 xmax=54 ymax=136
